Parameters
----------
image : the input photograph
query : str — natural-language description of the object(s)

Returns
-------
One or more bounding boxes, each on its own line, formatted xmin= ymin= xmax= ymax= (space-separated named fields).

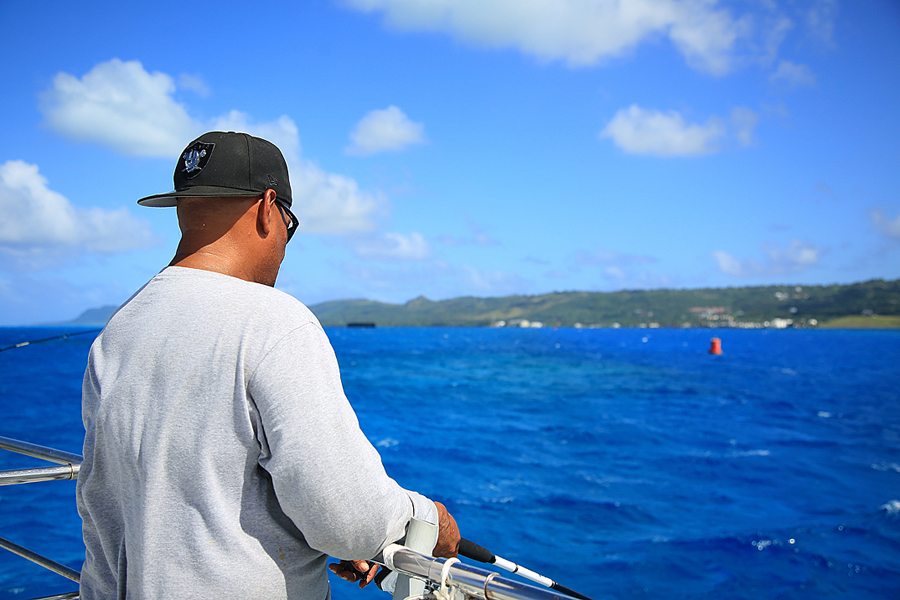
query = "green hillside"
xmin=53 ymin=279 xmax=900 ymax=329
xmin=309 ymin=279 xmax=900 ymax=328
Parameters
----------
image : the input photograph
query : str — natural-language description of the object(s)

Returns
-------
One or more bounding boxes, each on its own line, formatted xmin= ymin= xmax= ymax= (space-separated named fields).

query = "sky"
xmin=1 ymin=0 xmax=899 ymax=325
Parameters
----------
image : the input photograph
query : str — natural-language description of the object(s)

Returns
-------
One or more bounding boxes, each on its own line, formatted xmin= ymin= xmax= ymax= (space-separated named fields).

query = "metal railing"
xmin=0 ymin=436 xmax=81 ymax=486
xmin=1 ymin=436 xmax=576 ymax=600
xmin=0 ymin=436 xmax=84 ymax=600
xmin=0 ymin=435 xmax=81 ymax=599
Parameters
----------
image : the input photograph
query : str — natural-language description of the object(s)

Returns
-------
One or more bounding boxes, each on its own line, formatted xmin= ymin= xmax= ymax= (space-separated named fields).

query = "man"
xmin=76 ymin=131 xmax=460 ymax=600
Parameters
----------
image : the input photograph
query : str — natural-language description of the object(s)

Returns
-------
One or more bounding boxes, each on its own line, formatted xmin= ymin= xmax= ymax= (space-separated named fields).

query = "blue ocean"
xmin=1 ymin=326 xmax=898 ymax=599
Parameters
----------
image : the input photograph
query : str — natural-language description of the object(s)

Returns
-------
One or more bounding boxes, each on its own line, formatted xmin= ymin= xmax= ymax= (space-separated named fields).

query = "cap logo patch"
xmin=181 ymin=141 xmax=215 ymax=179
xmin=267 ymin=174 xmax=278 ymax=187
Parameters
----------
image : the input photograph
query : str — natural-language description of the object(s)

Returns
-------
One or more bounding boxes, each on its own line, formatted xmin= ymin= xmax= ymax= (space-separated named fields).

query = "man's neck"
xmin=169 ymin=246 xmax=277 ymax=287
xmin=169 ymin=253 xmax=250 ymax=281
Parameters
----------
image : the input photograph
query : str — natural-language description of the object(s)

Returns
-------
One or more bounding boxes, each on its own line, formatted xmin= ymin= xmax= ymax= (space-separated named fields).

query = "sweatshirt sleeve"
xmin=247 ymin=322 xmax=436 ymax=559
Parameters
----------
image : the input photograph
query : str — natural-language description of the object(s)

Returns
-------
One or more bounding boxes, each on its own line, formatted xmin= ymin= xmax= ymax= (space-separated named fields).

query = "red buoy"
xmin=709 ymin=337 xmax=722 ymax=355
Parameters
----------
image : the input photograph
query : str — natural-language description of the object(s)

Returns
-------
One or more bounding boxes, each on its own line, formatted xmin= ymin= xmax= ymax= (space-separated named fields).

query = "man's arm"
xmin=249 ymin=323 xmax=446 ymax=560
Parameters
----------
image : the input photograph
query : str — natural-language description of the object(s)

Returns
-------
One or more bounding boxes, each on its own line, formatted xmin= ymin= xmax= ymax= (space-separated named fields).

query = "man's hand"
xmin=329 ymin=502 xmax=458 ymax=588
xmin=329 ymin=560 xmax=379 ymax=588
xmin=432 ymin=501 xmax=461 ymax=558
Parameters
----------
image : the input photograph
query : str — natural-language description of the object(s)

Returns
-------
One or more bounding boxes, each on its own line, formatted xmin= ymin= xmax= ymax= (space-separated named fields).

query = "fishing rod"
xmin=458 ymin=539 xmax=595 ymax=600
xmin=0 ymin=328 xmax=102 ymax=353
xmin=345 ymin=537 xmax=596 ymax=600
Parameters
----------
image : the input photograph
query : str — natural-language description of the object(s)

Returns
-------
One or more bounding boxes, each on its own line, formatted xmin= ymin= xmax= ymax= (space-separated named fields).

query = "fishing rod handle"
xmin=493 ymin=557 xmax=554 ymax=589
xmin=458 ymin=539 xmax=595 ymax=600
xmin=551 ymin=583 xmax=595 ymax=600
xmin=458 ymin=538 xmax=495 ymax=563
xmin=459 ymin=539 xmax=554 ymax=588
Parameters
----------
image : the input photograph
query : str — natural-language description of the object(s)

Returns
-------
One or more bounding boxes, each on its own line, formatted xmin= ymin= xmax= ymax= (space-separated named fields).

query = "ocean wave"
xmin=871 ymin=462 xmax=900 ymax=473
xmin=731 ymin=449 xmax=771 ymax=457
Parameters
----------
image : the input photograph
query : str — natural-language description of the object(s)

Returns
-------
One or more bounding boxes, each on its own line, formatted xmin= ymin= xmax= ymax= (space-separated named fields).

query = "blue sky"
xmin=1 ymin=0 xmax=898 ymax=325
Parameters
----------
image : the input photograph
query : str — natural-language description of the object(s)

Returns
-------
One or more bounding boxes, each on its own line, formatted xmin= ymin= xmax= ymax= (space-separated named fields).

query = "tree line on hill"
xmin=307 ymin=279 xmax=900 ymax=328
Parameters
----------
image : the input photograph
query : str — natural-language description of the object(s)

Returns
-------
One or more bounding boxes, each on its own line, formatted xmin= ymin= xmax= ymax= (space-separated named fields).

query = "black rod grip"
xmin=551 ymin=582 xmax=596 ymax=600
xmin=458 ymin=538 xmax=496 ymax=564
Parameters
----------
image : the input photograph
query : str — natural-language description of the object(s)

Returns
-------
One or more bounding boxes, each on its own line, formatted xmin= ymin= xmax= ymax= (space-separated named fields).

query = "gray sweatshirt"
xmin=77 ymin=267 xmax=436 ymax=599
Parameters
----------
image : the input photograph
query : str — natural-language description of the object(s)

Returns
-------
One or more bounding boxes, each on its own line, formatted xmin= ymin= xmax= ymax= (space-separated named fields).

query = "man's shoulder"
xmin=267 ymin=287 xmax=321 ymax=327
xmin=133 ymin=267 xmax=321 ymax=328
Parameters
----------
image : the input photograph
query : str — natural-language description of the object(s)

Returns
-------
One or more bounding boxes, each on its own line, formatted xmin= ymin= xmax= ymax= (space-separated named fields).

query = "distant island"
xmin=56 ymin=305 xmax=121 ymax=327
xmin=56 ymin=279 xmax=900 ymax=329
xmin=309 ymin=278 xmax=900 ymax=329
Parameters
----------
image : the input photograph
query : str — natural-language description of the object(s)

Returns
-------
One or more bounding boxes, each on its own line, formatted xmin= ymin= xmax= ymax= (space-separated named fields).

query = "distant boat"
xmin=347 ymin=322 xmax=376 ymax=328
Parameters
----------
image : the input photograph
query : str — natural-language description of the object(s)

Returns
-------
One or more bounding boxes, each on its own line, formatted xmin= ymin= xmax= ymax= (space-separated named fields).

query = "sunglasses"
xmin=274 ymin=198 xmax=298 ymax=243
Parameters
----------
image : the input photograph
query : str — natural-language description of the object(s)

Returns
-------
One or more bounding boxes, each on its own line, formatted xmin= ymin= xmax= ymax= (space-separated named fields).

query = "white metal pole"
xmin=392 ymin=518 xmax=438 ymax=600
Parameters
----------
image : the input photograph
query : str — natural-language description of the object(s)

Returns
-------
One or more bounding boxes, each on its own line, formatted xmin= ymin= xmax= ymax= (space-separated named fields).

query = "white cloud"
xmin=40 ymin=59 xmax=384 ymax=236
xmin=40 ymin=59 xmax=302 ymax=161
xmin=764 ymin=240 xmax=821 ymax=272
xmin=0 ymin=160 xmax=157 ymax=266
xmin=601 ymin=105 xmax=725 ymax=156
xmin=177 ymin=73 xmax=211 ymax=97
xmin=40 ymin=59 xmax=198 ymax=158
xmin=347 ymin=106 xmax=426 ymax=155
xmin=458 ymin=264 xmax=529 ymax=294
xmin=713 ymin=240 xmax=823 ymax=277
xmin=807 ymin=0 xmax=837 ymax=45
xmin=759 ymin=13 xmax=794 ymax=66
xmin=351 ymin=232 xmax=432 ymax=260
xmin=573 ymin=245 xmax=671 ymax=288
xmin=291 ymin=162 xmax=385 ymax=235
xmin=712 ymin=249 xmax=753 ymax=276
xmin=436 ymin=215 xmax=500 ymax=247
xmin=769 ymin=60 xmax=816 ymax=88
xmin=342 ymin=0 xmax=747 ymax=74
xmin=603 ymin=266 xmax=627 ymax=280
xmin=871 ymin=209 xmax=900 ymax=239
xmin=731 ymin=106 xmax=759 ymax=146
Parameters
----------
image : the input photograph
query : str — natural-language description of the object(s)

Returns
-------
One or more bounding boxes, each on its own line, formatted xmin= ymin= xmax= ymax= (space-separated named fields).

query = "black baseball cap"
xmin=137 ymin=131 xmax=293 ymax=208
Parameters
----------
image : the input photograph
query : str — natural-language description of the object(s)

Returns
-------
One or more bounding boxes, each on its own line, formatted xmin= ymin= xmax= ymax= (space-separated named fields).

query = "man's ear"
xmin=257 ymin=189 xmax=277 ymax=236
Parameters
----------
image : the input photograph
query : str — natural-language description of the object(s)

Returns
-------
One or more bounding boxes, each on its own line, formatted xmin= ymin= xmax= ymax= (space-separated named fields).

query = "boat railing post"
xmin=392 ymin=517 xmax=438 ymax=600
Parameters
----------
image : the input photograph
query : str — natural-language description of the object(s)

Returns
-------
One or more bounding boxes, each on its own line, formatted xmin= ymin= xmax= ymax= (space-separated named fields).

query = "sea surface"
xmin=0 ymin=326 xmax=898 ymax=599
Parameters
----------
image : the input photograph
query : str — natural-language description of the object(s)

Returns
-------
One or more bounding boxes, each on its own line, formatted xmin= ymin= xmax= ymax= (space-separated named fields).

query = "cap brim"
xmin=137 ymin=191 xmax=179 ymax=207
xmin=137 ymin=186 xmax=265 ymax=207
